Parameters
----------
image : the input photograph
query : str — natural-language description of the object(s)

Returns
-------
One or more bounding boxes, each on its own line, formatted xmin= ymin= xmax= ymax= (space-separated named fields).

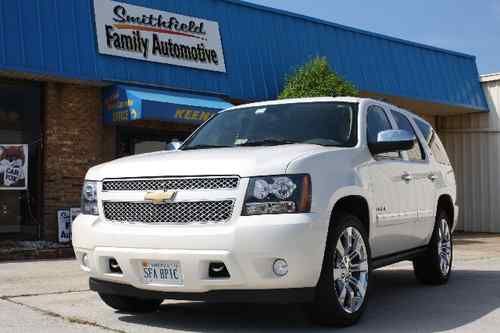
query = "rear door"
xmin=414 ymin=118 xmax=453 ymax=242
xmin=391 ymin=110 xmax=437 ymax=247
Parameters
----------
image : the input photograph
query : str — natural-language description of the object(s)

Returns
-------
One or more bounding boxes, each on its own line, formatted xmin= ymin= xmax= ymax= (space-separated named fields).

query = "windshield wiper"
xmin=238 ymin=139 xmax=301 ymax=147
xmin=182 ymin=144 xmax=232 ymax=151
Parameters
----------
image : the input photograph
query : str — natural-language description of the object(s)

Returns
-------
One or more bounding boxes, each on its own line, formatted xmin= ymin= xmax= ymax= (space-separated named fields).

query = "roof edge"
xmin=221 ymin=0 xmax=476 ymax=60
xmin=480 ymin=73 xmax=500 ymax=83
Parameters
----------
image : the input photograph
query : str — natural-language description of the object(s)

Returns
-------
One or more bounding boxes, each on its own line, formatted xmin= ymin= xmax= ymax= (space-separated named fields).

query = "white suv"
xmin=73 ymin=97 xmax=458 ymax=326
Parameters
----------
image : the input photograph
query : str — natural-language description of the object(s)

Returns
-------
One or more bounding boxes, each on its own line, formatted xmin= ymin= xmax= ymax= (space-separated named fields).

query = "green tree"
xmin=279 ymin=57 xmax=359 ymax=99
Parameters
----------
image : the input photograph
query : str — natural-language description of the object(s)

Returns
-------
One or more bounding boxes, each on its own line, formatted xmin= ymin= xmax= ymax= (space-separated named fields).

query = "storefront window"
xmin=0 ymin=80 xmax=41 ymax=239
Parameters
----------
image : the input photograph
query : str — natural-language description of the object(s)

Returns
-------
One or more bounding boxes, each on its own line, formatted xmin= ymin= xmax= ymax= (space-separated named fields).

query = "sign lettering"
xmin=94 ymin=0 xmax=226 ymax=72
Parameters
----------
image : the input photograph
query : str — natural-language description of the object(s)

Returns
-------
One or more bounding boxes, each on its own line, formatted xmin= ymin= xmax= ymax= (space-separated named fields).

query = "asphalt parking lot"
xmin=1 ymin=233 xmax=500 ymax=333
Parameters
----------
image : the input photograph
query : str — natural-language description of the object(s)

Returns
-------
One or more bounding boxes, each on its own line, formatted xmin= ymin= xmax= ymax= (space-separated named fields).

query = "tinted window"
xmin=366 ymin=105 xmax=399 ymax=159
xmin=182 ymin=102 xmax=358 ymax=149
xmin=367 ymin=105 xmax=392 ymax=143
xmin=414 ymin=118 xmax=450 ymax=165
xmin=391 ymin=111 xmax=425 ymax=161
xmin=414 ymin=118 xmax=432 ymax=142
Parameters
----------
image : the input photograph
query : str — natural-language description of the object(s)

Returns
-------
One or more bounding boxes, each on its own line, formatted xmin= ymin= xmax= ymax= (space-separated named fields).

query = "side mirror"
xmin=369 ymin=129 xmax=415 ymax=155
xmin=166 ymin=140 xmax=182 ymax=151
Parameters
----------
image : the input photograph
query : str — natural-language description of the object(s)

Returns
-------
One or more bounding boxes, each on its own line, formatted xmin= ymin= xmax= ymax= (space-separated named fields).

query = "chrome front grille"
xmin=103 ymin=200 xmax=234 ymax=224
xmin=102 ymin=177 xmax=239 ymax=192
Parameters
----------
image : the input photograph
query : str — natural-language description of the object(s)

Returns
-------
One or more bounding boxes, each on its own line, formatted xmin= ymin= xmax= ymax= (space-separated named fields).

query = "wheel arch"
xmin=437 ymin=194 xmax=455 ymax=230
xmin=313 ymin=189 xmax=372 ymax=287
xmin=330 ymin=195 xmax=371 ymax=237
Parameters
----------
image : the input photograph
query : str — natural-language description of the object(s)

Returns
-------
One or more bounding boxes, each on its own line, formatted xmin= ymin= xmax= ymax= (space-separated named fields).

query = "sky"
xmin=247 ymin=0 xmax=500 ymax=75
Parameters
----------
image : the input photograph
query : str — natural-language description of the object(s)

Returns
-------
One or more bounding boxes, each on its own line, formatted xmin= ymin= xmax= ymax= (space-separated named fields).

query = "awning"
xmin=103 ymin=85 xmax=233 ymax=125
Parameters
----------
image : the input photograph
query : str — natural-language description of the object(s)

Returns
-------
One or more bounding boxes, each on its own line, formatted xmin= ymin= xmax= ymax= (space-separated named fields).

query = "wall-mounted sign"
xmin=57 ymin=209 xmax=70 ymax=243
xmin=58 ymin=207 xmax=81 ymax=243
xmin=0 ymin=144 xmax=28 ymax=190
xmin=94 ymin=0 xmax=226 ymax=73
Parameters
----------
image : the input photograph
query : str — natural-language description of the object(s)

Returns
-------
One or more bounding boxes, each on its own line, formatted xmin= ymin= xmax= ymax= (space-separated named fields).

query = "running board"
xmin=372 ymin=246 xmax=428 ymax=269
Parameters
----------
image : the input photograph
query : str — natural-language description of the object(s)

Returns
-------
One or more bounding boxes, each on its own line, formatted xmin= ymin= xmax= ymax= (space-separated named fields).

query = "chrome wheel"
xmin=437 ymin=219 xmax=452 ymax=275
xmin=333 ymin=227 xmax=369 ymax=314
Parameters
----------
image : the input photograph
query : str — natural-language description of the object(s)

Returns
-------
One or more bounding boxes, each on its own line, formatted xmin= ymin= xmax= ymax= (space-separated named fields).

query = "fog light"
xmin=81 ymin=253 xmax=89 ymax=268
xmin=273 ymin=259 xmax=288 ymax=277
xmin=208 ymin=262 xmax=230 ymax=279
xmin=109 ymin=258 xmax=122 ymax=274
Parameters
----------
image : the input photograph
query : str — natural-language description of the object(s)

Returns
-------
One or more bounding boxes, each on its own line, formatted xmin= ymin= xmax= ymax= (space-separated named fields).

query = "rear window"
xmin=414 ymin=118 xmax=451 ymax=166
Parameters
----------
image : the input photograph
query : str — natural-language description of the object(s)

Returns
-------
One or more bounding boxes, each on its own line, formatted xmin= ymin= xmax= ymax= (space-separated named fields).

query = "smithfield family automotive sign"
xmin=93 ymin=0 xmax=226 ymax=72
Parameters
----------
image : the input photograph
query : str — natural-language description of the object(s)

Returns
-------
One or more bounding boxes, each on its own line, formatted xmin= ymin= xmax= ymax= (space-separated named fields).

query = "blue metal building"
xmin=0 ymin=0 xmax=488 ymax=112
xmin=0 ymin=0 xmax=488 ymax=240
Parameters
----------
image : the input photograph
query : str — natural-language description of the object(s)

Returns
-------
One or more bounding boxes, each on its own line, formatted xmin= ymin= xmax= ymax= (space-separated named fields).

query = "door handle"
xmin=401 ymin=172 xmax=413 ymax=182
xmin=428 ymin=173 xmax=438 ymax=182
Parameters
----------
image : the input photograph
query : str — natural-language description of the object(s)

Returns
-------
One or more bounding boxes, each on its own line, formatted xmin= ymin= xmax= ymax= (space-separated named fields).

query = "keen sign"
xmin=94 ymin=0 xmax=226 ymax=72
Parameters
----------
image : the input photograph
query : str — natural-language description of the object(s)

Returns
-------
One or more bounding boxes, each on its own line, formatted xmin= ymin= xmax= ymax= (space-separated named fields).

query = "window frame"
xmin=390 ymin=109 xmax=429 ymax=163
xmin=366 ymin=104 xmax=402 ymax=160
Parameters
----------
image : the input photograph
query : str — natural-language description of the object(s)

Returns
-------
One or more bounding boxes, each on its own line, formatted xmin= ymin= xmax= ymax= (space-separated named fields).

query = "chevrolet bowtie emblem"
xmin=144 ymin=190 xmax=177 ymax=205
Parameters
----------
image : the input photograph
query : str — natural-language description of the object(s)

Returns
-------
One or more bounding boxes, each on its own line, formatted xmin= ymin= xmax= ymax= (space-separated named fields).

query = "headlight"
xmin=81 ymin=181 xmax=98 ymax=215
xmin=243 ymin=174 xmax=311 ymax=216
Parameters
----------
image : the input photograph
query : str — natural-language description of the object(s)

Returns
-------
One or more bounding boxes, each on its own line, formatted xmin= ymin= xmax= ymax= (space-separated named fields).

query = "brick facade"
xmin=42 ymin=82 xmax=110 ymax=240
xmin=40 ymin=81 xmax=197 ymax=240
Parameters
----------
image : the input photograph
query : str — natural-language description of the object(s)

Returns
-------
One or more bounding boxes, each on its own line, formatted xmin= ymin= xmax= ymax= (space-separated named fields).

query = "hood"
xmin=86 ymin=144 xmax=326 ymax=180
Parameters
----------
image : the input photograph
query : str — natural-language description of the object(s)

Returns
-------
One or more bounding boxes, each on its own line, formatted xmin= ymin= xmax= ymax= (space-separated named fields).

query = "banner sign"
xmin=58 ymin=208 xmax=81 ymax=243
xmin=0 ymin=144 xmax=28 ymax=190
xmin=102 ymin=85 xmax=229 ymax=125
xmin=94 ymin=0 xmax=226 ymax=73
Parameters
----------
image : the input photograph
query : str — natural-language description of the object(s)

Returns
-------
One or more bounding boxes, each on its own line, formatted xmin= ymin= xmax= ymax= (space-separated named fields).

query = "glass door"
xmin=0 ymin=80 xmax=41 ymax=239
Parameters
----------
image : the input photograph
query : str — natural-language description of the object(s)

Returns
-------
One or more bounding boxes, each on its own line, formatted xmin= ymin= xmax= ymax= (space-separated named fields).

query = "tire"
xmin=307 ymin=211 xmax=371 ymax=327
xmin=413 ymin=209 xmax=453 ymax=285
xmin=98 ymin=293 xmax=163 ymax=313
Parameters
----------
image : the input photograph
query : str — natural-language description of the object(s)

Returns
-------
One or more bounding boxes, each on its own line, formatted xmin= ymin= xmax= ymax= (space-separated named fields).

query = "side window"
xmin=366 ymin=105 xmax=399 ymax=159
xmin=414 ymin=118 xmax=451 ymax=165
xmin=414 ymin=118 xmax=432 ymax=142
xmin=429 ymin=133 xmax=451 ymax=165
xmin=391 ymin=110 xmax=425 ymax=161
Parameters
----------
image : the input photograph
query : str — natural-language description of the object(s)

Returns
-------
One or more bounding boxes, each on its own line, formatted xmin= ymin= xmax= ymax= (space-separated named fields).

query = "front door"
xmin=364 ymin=105 xmax=420 ymax=257
xmin=367 ymin=161 xmax=420 ymax=256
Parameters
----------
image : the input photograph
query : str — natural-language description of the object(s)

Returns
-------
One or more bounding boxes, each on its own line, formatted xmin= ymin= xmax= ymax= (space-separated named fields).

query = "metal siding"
xmin=2 ymin=0 xmax=23 ymax=67
xmin=0 ymin=0 xmax=488 ymax=110
xmin=439 ymin=79 xmax=500 ymax=232
xmin=19 ymin=1 xmax=39 ymax=69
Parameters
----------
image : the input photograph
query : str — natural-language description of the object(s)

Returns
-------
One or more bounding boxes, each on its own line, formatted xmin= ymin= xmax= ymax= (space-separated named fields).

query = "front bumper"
xmin=90 ymin=278 xmax=314 ymax=303
xmin=73 ymin=212 xmax=325 ymax=296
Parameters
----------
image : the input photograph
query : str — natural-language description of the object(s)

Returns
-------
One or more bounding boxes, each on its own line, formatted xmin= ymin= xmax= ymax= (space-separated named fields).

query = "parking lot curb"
xmin=0 ymin=247 xmax=75 ymax=262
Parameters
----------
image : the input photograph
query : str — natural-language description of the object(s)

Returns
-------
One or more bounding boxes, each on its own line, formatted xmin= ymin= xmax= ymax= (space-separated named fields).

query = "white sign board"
xmin=0 ymin=144 xmax=28 ymax=190
xmin=58 ymin=209 xmax=72 ymax=243
xmin=58 ymin=208 xmax=81 ymax=243
xmin=94 ymin=0 xmax=226 ymax=72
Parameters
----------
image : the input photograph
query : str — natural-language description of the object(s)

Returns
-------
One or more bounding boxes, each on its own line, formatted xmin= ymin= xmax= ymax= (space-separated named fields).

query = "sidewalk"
xmin=0 ymin=241 xmax=74 ymax=262
xmin=1 ymin=232 xmax=500 ymax=332
xmin=454 ymin=232 xmax=500 ymax=261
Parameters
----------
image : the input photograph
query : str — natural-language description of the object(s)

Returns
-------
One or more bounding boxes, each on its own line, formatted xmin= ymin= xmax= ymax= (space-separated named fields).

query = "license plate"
xmin=142 ymin=261 xmax=183 ymax=285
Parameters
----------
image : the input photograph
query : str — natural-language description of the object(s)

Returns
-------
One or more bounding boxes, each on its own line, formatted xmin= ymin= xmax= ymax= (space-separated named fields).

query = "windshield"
xmin=182 ymin=102 xmax=358 ymax=150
